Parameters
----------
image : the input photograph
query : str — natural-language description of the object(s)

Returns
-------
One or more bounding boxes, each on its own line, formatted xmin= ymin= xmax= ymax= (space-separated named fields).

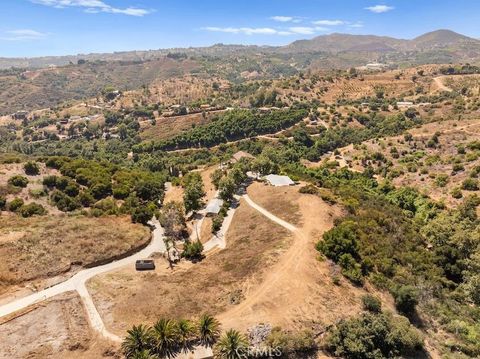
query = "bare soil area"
xmin=0 ymin=291 xmax=118 ymax=359
xmin=246 ymin=181 xmax=303 ymax=226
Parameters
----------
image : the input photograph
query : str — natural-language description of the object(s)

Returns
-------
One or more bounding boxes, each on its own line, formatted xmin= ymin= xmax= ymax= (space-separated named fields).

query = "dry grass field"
xmin=0 ymin=214 xmax=150 ymax=296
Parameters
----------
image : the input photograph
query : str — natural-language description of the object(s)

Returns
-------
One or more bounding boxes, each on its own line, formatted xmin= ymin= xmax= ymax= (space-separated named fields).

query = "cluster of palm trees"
xmin=122 ymin=314 xmax=249 ymax=359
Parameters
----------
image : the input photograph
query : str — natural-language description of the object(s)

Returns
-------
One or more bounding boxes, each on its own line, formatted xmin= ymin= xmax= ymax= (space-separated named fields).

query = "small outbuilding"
xmin=265 ymin=174 xmax=295 ymax=187
xmin=230 ymin=151 xmax=254 ymax=164
xmin=205 ymin=198 xmax=224 ymax=216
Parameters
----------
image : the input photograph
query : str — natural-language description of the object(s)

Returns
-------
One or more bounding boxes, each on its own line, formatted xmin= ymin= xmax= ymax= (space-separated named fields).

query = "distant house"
xmin=230 ymin=151 xmax=254 ymax=164
xmin=265 ymin=174 xmax=295 ymax=187
xmin=365 ymin=63 xmax=387 ymax=71
xmin=397 ymin=101 xmax=414 ymax=108
xmin=205 ymin=198 xmax=224 ymax=216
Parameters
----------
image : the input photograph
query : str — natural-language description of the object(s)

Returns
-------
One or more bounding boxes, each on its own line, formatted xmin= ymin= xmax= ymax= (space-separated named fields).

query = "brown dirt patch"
xmin=0 ymin=291 xmax=118 ymax=359
xmin=0 ymin=214 xmax=150 ymax=296
xmin=247 ymin=182 xmax=303 ymax=226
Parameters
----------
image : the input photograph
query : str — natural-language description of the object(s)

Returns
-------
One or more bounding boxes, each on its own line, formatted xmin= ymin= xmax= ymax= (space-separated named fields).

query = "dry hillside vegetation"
xmin=0 ymin=214 xmax=150 ymax=295
xmin=0 ymin=162 xmax=59 ymax=213
xmin=338 ymin=118 xmax=480 ymax=206
xmin=140 ymin=111 xmax=220 ymax=141
xmin=88 ymin=198 xmax=293 ymax=335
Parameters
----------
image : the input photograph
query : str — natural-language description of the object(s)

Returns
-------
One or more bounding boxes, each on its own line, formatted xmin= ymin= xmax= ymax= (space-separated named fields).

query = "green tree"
xmin=8 ymin=175 xmax=29 ymax=188
xmin=182 ymin=240 xmax=204 ymax=262
xmin=183 ymin=178 xmax=205 ymax=213
xmin=24 ymin=161 xmax=40 ymax=175
xmin=214 ymin=329 xmax=249 ymax=359
xmin=176 ymin=319 xmax=197 ymax=352
xmin=151 ymin=319 xmax=180 ymax=358
xmin=122 ymin=325 xmax=153 ymax=359
xmin=198 ymin=314 xmax=221 ymax=347
xmin=218 ymin=176 xmax=236 ymax=201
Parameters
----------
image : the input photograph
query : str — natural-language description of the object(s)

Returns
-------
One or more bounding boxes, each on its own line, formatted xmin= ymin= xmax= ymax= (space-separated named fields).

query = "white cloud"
xmin=271 ymin=16 xmax=293 ymax=22
xmin=312 ymin=20 xmax=345 ymax=26
xmin=202 ymin=27 xmax=279 ymax=35
xmin=348 ymin=22 xmax=364 ymax=28
xmin=365 ymin=5 xmax=394 ymax=13
xmin=270 ymin=15 xmax=302 ymax=23
xmin=1 ymin=29 xmax=47 ymax=41
xmin=31 ymin=0 xmax=152 ymax=16
xmin=202 ymin=25 xmax=330 ymax=36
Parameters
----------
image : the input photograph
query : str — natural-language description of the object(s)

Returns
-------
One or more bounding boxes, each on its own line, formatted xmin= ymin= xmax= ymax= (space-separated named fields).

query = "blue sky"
xmin=1 ymin=0 xmax=479 ymax=57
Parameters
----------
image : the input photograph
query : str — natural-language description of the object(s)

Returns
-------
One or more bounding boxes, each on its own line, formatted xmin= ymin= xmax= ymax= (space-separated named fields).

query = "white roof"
xmin=205 ymin=198 xmax=224 ymax=214
xmin=265 ymin=174 xmax=295 ymax=187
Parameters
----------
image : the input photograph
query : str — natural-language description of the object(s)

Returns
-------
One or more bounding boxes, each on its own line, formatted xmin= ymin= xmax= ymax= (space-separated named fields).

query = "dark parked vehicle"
xmin=135 ymin=259 xmax=155 ymax=271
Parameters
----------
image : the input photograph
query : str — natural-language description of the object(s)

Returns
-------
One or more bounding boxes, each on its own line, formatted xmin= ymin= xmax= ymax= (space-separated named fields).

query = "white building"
xmin=265 ymin=174 xmax=295 ymax=187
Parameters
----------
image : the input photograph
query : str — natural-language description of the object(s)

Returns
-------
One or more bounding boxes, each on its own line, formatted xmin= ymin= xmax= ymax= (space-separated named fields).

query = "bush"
xmin=24 ymin=161 xmax=40 ymax=175
xmin=361 ymin=294 xmax=382 ymax=313
xmin=8 ymin=175 xmax=29 ymax=188
xmin=324 ymin=312 xmax=423 ymax=359
xmin=393 ymin=285 xmax=418 ymax=315
xmin=19 ymin=202 xmax=46 ymax=217
xmin=462 ymin=178 xmax=479 ymax=191
xmin=131 ymin=206 xmax=153 ymax=225
xmin=451 ymin=187 xmax=463 ymax=199
xmin=42 ymin=175 xmax=57 ymax=188
xmin=182 ymin=240 xmax=204 ymax=262
xmin=266 ymin=327 xmax=317 ymax=357
xmin=435 ymin=173 xmax=449 ymax=187
xmin=8 ymin=198 xmax=24 ymax=212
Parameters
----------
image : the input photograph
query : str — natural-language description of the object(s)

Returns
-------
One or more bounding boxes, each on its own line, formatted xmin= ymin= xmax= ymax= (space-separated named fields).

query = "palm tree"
xmin=214 ymin=329 xmax=249 ymax=359
xmin=151 ymin=318 xmax=180 ymax=358
xmin=176 ymin=319 xmax=197 ymax=352
xmin=122 ymin=324 xmax=153 ymax=358
xmin=198 ymin=314 xmax=221 ymax=347
xmin=131 ymin=349 xmax=155 ymax=359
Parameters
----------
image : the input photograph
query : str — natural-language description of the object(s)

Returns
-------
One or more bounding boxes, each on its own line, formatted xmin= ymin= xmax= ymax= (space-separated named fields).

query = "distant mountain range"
xmin=1 ymin=29 xmax=479 ymax=70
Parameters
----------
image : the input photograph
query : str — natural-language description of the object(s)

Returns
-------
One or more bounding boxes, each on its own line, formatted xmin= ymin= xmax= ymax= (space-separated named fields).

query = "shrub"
xmin=24 ymin=161 xmax=40 ymax=175
xmin=435 ymin=174 xmax=449 ymax=187
xmin=8 ymin=198 xmax=24 ymax=212
xmin=323 ymin=312 xmax=423 ymax=359
xmin=182 ymin=240 xmax=204 ymax=262
xmin=361 ymin=294 xmax=382 ymax=313
xmin=42 ymin=175 xmax=57 ymax=188
xmin=451 ymin=187 xmax=463 ymax=199
xmin=393 ymin=285 xmax=418 ymax=315
xmin=51 ymin=190 xmax=81 ymax=212
xmin=19 ymin=202 xmax=46 ymax=217
xmin=462 ymin=178 xmax=479 ymax=191
xmin=8 ymin=175 xmax=29 ymax=188
xmin=131 ymin=206 xmax=153 ymax=225
xmin=299 ymin=184 xmax=318 ymax=194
